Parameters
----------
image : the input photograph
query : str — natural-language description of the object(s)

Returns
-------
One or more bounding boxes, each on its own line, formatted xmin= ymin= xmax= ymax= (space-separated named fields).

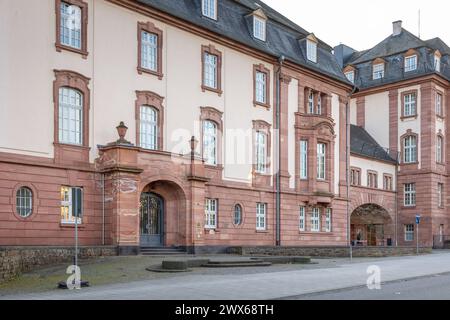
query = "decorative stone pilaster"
xmin=338 ymin=95 xmax=349 ymax=197
xmin=279 ymin=73 xmax=292 ymax=189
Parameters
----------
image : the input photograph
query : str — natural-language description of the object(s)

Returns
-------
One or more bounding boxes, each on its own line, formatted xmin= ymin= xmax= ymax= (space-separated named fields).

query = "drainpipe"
xmin=275 ymin=55 xmax=285 ymax=247
xmin=102 ymin=173 xmax=105 ymax=246
xmin=395 ymin=157 xmax=399 ymax=247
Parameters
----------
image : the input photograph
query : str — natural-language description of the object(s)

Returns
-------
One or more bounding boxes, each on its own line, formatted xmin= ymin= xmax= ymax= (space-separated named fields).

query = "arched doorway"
xmin=351 ymin=204 xmax=393 ymax=247
xmin=140 ymin=193 xmax=164 ymax=247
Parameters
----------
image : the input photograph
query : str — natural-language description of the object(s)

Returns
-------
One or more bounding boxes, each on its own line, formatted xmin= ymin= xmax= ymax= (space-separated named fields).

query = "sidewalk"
xmin=2 ymin=251 xmax=450 ymax=300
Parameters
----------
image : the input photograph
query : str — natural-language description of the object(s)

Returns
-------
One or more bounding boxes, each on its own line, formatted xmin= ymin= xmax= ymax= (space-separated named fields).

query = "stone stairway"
xmin=140 ymin=246 xmax=187 ymax=256
xmin=201 ymin=258 xmax=272 ymax=268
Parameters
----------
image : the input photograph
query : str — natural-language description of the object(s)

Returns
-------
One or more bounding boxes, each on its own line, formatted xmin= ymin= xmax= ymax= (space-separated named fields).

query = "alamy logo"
xmin=66 ymin=265 xmax=81 ymax=290
xmin=366 ymin=265 xmax=381 ymax=290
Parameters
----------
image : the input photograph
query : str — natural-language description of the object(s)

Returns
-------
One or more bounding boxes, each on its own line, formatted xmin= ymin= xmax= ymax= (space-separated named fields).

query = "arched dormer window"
xmin=250 ymin=9 xmax=267 ymax=42
xmin=434 ymin=50 xmax=442 ymax=72
xmin=306 ymin=34 xmax=318 ymax=63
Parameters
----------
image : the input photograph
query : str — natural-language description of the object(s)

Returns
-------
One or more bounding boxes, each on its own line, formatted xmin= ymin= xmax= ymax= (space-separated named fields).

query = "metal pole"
xmin=416 ymin=223 xmax=419 ymax=255
xmin=75 ymin=200 xmax=78 ymax=268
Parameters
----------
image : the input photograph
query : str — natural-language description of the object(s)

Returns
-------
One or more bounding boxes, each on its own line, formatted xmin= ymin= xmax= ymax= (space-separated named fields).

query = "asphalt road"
xmin=295 ymin=272 xmax=450 ymax=300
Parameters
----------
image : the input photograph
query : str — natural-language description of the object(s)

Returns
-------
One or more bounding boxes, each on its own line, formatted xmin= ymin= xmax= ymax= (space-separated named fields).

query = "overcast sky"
xmin=262 ymin=0 xmax=450 ymax=51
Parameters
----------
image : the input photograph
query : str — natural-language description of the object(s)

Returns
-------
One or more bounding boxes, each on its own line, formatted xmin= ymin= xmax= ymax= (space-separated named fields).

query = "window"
xmin=436 ymin=93 xmax=443 ymax=117
xmin=201 ymin=45 xmax=223 ymax=94
xmin=204 ymin=52 xmax=217 ymax=89
xmin=351 ymin=168 xmax=361 ymax=186
xmin=255 ymin=131 xmax=267 ymax=174
xmin=308 ymin=91 xmax=314 ymax=114
xmin=137 ymin=22 xmax=163 ymax=78
xmin=139 ymin=106 xmax=158 ymax=150
xmin=317 ymin=143 xmax=326 ymax=180
xmin=300 ymin=140 xmax=308 ymax=179
xmin=16 ymin=187 xmax=33 ymax=218
xmin=307 ymin=40 xmax=317 ymax=63
xmin=405 ymin=224 xmax=414 ymax=242
xmin=311 ymin=208 xmax=320 ymax=232
xmin=437 ymin=135 xmax=443 ymax=163
xmin=205 ymin=199 xmax=217 ymax=229
xmin=383 ymin=174 xmax=393 ymax=191
xmin=253 ymin=16 xmax=266 ymax=41
xmin=403 ymin=93 xmax=417 ymax=117
xmin=61 ymin=186 xmax=83 ymax=224
xmin=256 ymin=203 xmax=267 ymax=231
xmin=404 ymin=135 xmax=417 ymax=163
xmin=435 ymin=54 xmax=441 ymax=72
xmin=404 ymin=183 xmax=416 ymax=207
xmin=299 ymin=207 xmax=306 ymax=232
xmin=405 ymin=55 xmax=417 ymax=72
xmin=438 ymin=183 xmax=444 ymax=208
xmin=373 ymin=63 xmax=385 ymax=79
xmin=59 ymin=87 xmax=83 ymax=145
xmin=317 ymin=95 xmax=322 ymax=115
xmin=325 ymin=208 xmax=332 ymax=233
xmin=233 ymin=204 xmax=243 ymax=226
xmin=203 ymin=120 xmax=217 ymax=166
xmin=345 ymin=71 xmax=355 ymax=83
xmin=367 ymin=171 xmax=378 ymax=189
xmin=255 ymin=71 xmax=266 ymax=104
xmin=202 ymin=0 xmax=217 ymax=20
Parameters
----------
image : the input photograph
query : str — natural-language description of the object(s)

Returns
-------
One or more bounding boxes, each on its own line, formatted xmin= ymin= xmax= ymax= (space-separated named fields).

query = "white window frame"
xmin=140 ymin=106 xmax=158 ymax=150
xmin=205 ymin=198 xmax=218 ymax=229
xmin=300 ymin=140 xmax=308 ymax=180
xmin=59 ymin=87 xmax=83 ymax=145
xmin=435 ymin=55 xmax=441 ymax=72
xmin=317 ymin=143 xmax=326 ymax=180
xmin=202 ymin=0 xmax=217 ymax=20
xmin=255 ymin=131 xmax=267 ymax=174
xmin=325 ymin=208 xmax=332 ymax=233
xmin=436 ymin=93 xmax=443 ymax=116
xmin=308 ymin=91 xmax=314 ymax=114
xmin=61 ymin=186 xmax=83 ymax=224
xmin=404 ymin=183 xmax=416 ymax=207
xmin=253 ymin=16 xmax=266 ymax=42
xmin=311 ymin=208 xmax=320 ymax=232
xmin=256 ymin=203 xmax=267 ymax=231
xmin=16 ymin=187 xmax=33 ymax=218
xmin=60 ymin=2 xmax=82 ymax=50
xmin=203 ymin=120 xmax=217 ymax=166
xmin=404 ymin=93 xmax=417 ymax=117
xmin=317 ymin=95 xmax=322 ymax=115
xmin=345 ymin=71 xmax=355 ymax=83
xmin=373 ymin=63 xmax=385 ymax=79
xmin=299 ymin=206 xmax=306 ymax=232
xmin=437 ymin=135 xmax=443 ymax=164
xmin=255 ymin=71 xmax=267 ymax=104
xmin=141 ymin=31 xmax=158 ymax=72
xmin=234 ymin=204 xmax=243 ymax=226
xmin=405 ymin=55 xmax=417 ymax=72
xmin=203 ymin=52 xmax=218 ymax=89
xmin=405 ymin=224 xmax=414 ymax=242
xmin=404 ymin=135 xmax=417 ymax=164
xmin=307 ymin=40 xmax=317 ymax=63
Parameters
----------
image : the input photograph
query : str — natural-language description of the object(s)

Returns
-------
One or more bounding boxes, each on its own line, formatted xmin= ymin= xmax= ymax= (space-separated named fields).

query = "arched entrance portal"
xmin=140 ymin=180 xmax=187 ymax=248
xmin=351 ymin=204 xmax=394 ymax=247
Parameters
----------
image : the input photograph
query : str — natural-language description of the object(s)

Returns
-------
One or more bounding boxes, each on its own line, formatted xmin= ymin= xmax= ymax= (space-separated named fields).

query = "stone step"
xmin=202 ymin=261 xmax=272 ymax=268
xmin=140 ymin=247 xmax=187 ymax=256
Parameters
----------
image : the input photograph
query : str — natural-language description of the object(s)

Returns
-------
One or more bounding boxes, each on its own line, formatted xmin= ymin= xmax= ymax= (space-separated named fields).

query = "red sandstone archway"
xmin=351 ymin=204 xmax=394 ymax=247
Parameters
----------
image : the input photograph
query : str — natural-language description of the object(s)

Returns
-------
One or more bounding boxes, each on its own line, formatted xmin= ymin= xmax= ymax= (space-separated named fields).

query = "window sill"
xmin=54 ymin=142 xmax=91 ymax=150
xmin=253 ymin=101 xmax=270 ymax=109
xmin=60 ymin=222 xmax=84 ymax=228
xmin=137 ymin=67 xmax=163 ymax=80
xmin=300 ymin=231 xmax=333 ymax=235
xmin=400 ymin=115 xmax=418 ymax=121
xmin=55 ymin=43 xmax=88 ymax=59
xmin=402 ymin=206 xmax=417 ymax=210
xmin=256 ymin=229 xmax=269 ymax=233
xmin=201 ymin=85 xmax=223 ymax=96
xmin=437 ymin=115 xmax=445 ymax=120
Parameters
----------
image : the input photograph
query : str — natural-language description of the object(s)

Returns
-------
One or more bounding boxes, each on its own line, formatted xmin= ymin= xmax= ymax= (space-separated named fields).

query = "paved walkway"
xmin=3 ymin=251 xmax=450 ymax=300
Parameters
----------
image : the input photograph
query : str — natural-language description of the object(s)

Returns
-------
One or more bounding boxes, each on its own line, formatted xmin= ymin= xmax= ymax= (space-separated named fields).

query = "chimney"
xmin=393 ymin=20 xmax=402 ymax=36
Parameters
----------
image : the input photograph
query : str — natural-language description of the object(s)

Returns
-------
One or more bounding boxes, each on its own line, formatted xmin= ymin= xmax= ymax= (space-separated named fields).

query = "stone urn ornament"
xmin=115 ymin=121 xmax=132 ymax=145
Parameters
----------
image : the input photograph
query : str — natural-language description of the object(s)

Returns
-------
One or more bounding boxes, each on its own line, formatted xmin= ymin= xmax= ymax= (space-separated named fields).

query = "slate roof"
xmin=350 ymin=125 xmax=398 ymax=164
xmin=136 ymin=0 xmax=351 ymax=85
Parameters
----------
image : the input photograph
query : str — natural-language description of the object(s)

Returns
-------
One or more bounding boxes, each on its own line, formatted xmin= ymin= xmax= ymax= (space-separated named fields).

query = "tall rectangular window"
xmin=437 ymin=136 xmax=443 ymax=164
xmin=61 ymin=186 xmax=83 ymax=224
xmin=60 ymin=2 xmax=82 ymax=49
xmin=317 ymin=95 xmax=322 ymax=115
xmin=300 ymin=140 xmax=308 ymax=179
xmin=140 ymin=106 xmax=158 ymax=150
xmin=256 ymin=203 xmax=267 ymax=231
xmin=383 ymin=175 xmax=393 ymax=191
xmin=205 ymin=198 xmax=217 ymax=229
xmin=404 ymin=135 xmax=417 ymax=163
xmin=141 ymin=31 xmax=158 ymax=72
xmin=317 ymin=143 xmax=326 ymax=180
xmin=436 ymin=93 xmax=443 ymax=117
xmin=203 ymin=120 xmax=217 ymax=166
xmin=253 ymin=16 xmax=266 ymax=41
xmin=405 ymin=55 xmax=417 ymax=72
xmin=255 ymin=71 xmax=267 ymax=104
xmin=435 ymin=55 xmax=441 ymax=72
xmin=325 ymin=208 xmax=332 ymax=233
xmin=255 ymin=131 xmax=267 ymax=174
xmin=404 ymin=93 xmax=417 ymax=117
xmin=351 ymin=168 xmax=361 ymax=186
xmin=202 ymin=0 xmax=217 ymax=20
xmin=299 ymin=206 xmax=306 ymax=232
xmin=203 ymin=52 xmax=218 ymax=89
xmin=311 ymin=208 xmax=320 ymax=232
xmin=405 ymin=224 xmax=414 ymax=242
xmin=367 ymin=171 xmax=378 ymax=189
xmin=308 ymin=91 xmax=314 ymax=114
xmin=59 ymin=87 xmax=83 ymax=145
xmin=307 ymin=40 xmax=317 ymax=63
xmin=404 ymin=183 xmax=416 ymax=207
xmin=438 ymin=183 xmax=444 ymax=208
xmin=373 ymin=63 xmax=384 ymax=79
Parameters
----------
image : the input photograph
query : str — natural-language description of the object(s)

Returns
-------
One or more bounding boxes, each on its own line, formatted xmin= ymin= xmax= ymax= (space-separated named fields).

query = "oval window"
xmin=233 ymin=204 xmax=242 ymax=226
xmin=16 ymin=187 xmax=33 ymax=218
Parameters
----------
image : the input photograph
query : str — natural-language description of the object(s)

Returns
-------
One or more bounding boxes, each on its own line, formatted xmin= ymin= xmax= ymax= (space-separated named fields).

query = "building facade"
xmin=0 ymin=0 xmax=352 ymax=254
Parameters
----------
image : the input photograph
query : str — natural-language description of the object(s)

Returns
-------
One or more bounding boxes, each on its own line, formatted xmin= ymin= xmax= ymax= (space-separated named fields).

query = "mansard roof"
xmin=350 ymin=125 xmax=397 ymax=164
xmin=136 ymin=0 xmax=351 ymax=85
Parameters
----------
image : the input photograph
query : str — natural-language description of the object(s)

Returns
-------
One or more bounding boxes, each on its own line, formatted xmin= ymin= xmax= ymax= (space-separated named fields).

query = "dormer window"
xmin=345 ymin=71 xmax=355 ymax=83
xmin=202 ymin=0 xmax=217 ymax=20
xmin=253 ymin=16 xmax=266 ymax=41
xmin=435 ymin=53 xmax=441 ymax=72
xmin=405 ymin=55 xmax=417 ymax=72
xmin=373 ymin=63 xmax=385 ymax=79
xmin=307 ymin=39 xmax=317 ymax=63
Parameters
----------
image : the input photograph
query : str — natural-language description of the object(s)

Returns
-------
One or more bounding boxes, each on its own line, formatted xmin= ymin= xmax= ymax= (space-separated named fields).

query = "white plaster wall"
xmin=288 ymin=79 xmax=298 ymax=189
xmin=332 ymin=94 xmax=340 ymax=195
xmin=365 ymin=92 xmax=389 ymax=148
xmin=350 ymin=156 xmax=397 ymax=191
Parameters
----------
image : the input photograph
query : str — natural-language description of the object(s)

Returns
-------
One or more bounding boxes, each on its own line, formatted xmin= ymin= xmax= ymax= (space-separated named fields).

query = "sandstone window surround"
xmin=12 ymin=183 xmax=38 ymax=221
xmin=253 ymin=64 xmax=271 ymax=108
xmin=350 ymin=167 xmax=361 ymax=186
xmin=55 ymin=0 xmax=88 ymax=58
xmin=135 ymin=91 xmax=165 ymax=151
xmin=383 ymin=174 xmax=393 ymax=191
xmin=200 ymin=107 xmax=223 ymax=167
xmin=137 ymin=21 xmax=163 ymax=79
xmin=401 ymin=90 xmax=418 ymax=119
xmin=201 ymin=45 xmax=223 ymax=96
xmin=367 ymin=170 xmax=378 ymax=189
xmin=401 ymin=130 xmax=419 ymax=165
xmin=436 ymin=132 xmax=444 ymax=164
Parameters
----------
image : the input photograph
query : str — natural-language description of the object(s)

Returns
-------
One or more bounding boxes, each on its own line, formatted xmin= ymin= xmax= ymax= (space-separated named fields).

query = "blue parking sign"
xmin=415 ymin=215 xmax=421 ymax=224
